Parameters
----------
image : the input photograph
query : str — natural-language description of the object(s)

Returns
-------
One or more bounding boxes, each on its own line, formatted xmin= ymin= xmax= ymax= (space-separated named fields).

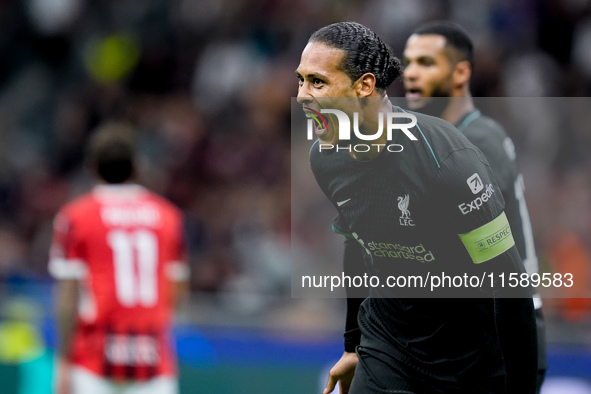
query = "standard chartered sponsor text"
xmin=368 ymin=242 xmax=435 ymax=261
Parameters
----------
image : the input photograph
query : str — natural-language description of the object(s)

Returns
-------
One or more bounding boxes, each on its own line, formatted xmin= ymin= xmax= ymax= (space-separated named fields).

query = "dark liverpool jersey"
xmin=456 ymin=109 xmax=546 ymax=373
xmin=309 ymin=106 xmax=537 ymax=392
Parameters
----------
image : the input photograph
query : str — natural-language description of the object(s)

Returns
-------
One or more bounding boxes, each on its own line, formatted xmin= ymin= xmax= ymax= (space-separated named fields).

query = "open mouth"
xmin=303 ymin=107 xmax=330 ymax=136
xmin=405 ymin=88 xmax=423 ymax=98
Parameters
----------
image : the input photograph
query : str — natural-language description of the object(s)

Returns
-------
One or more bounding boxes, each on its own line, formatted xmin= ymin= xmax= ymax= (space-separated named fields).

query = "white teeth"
xmin=316 ymin=124 xmax=327 ymax=134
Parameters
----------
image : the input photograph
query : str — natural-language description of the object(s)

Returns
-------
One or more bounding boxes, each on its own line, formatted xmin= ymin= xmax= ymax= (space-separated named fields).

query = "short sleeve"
xmin=435 ymin=148 xmax=515 ymax=265
xmin=48 ymin=210 xmax=88 ymax=279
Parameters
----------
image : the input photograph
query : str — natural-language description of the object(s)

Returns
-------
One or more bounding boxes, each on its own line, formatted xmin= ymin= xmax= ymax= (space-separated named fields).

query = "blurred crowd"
xmin=0 ymin=0 xmax=590 ymax=327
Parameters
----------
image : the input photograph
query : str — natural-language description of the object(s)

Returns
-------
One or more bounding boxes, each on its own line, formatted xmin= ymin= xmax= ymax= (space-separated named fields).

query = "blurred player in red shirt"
xmin=49 ymin=122 xmax=189 ymax=394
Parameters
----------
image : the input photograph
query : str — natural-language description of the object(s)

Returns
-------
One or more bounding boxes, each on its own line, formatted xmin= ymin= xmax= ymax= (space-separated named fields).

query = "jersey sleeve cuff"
xmin=344 ymin=328 xmax=361 ymax=353
xmin=49 ymin=258 xmax=88 ymax=279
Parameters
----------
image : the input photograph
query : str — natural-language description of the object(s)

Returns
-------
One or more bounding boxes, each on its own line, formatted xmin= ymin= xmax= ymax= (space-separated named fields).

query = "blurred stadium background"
xmin=0 ymin=0 xmax=590 ymax=393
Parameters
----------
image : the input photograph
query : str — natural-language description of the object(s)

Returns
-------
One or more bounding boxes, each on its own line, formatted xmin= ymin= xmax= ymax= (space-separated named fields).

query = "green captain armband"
xmin=458 ymin=212 xmax=515 ymax=264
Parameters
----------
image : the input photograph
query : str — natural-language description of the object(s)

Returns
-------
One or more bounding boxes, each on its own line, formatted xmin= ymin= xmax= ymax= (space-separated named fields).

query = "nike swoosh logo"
xmin=337 ymin=198 xmax=351 ymax=207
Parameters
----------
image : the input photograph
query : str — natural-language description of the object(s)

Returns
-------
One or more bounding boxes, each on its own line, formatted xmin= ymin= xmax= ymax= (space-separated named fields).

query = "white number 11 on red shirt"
xmin=107 ymin=230 xmax=159 ymax=308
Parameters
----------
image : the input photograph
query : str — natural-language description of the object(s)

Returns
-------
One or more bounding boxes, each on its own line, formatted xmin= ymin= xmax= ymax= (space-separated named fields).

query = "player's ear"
xmin=453 ymin=60 xmax=471 ymax=87
xmin=354 ymin=73 xmax=376 ymax=97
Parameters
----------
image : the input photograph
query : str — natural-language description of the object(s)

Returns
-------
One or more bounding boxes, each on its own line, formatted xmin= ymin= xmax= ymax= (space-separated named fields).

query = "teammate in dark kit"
xmin=296 ymin=22 xmax=538 ymax=393
xmin=403 ymin=21 xmax=546 ymax=392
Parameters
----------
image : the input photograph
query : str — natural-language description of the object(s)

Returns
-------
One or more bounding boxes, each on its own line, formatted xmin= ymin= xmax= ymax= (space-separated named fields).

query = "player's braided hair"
xmin=309 ymin=22 xmax=402 ymax=94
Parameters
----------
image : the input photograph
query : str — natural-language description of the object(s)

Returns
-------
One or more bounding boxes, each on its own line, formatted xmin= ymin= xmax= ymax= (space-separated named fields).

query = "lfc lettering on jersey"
xmin=458 ymin=184 xmax=495 ymax=215
xmin=399 ymin=218 xmax=414 ymax=226
xmin=105 ymin=334 xmax=160 ymax=366
xmin=101 ymin=205 xmax=161 ymax=227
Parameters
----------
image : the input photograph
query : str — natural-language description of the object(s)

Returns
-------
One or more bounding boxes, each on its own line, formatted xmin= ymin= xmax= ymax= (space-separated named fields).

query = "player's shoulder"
xmin=400 ymin=110 xmax=495 ymax=186
xmin=468 ymin=113 xmax=506 ymax=133
xmin=462 ymin=113 xmax=509 ymax=146
xmin=409 ymin=108 xmax=458 ymax=133
xmin=139 ymin=190 xmax=184 ymax=225
xmin=57 ymin=192 xmax=98 ymax=219
xmin=402 ymin=108 xmax=484 ymax=168
xmin=460 ymin=112 xmax=519 ymax=171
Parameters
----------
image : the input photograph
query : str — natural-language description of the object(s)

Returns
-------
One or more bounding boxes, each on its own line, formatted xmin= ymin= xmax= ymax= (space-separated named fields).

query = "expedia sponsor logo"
xmin=475 ymin=223 xmax=512 ymax=251
xmin=367 ymin=242 xmax=435 ymax=262
xmin=467 ymin=173 xmax=484 ymax=194
xmin=458 ymin=184 xmax=495 ymax=215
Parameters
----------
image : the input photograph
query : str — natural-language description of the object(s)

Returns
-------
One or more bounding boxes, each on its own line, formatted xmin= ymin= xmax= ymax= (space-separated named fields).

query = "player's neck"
xmin=350 ymin=96 xmax=392 ymax=160
xmin=97 ymin=180 xmax=137 ymax=187
xmin=440 ymin=91 xmax=474 ymax=126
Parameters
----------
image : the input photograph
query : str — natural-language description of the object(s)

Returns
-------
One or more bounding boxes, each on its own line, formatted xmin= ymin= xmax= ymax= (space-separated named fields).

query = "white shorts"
xmin=70 ymin=367 xmax=178 ymax=394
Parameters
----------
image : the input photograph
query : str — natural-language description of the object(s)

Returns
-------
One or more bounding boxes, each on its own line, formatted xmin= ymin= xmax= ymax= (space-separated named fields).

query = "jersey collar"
xmin=93 ymin=184 xmax=147 ymax=200
xmin=455 ymin=109 xmax=481 ymax=132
